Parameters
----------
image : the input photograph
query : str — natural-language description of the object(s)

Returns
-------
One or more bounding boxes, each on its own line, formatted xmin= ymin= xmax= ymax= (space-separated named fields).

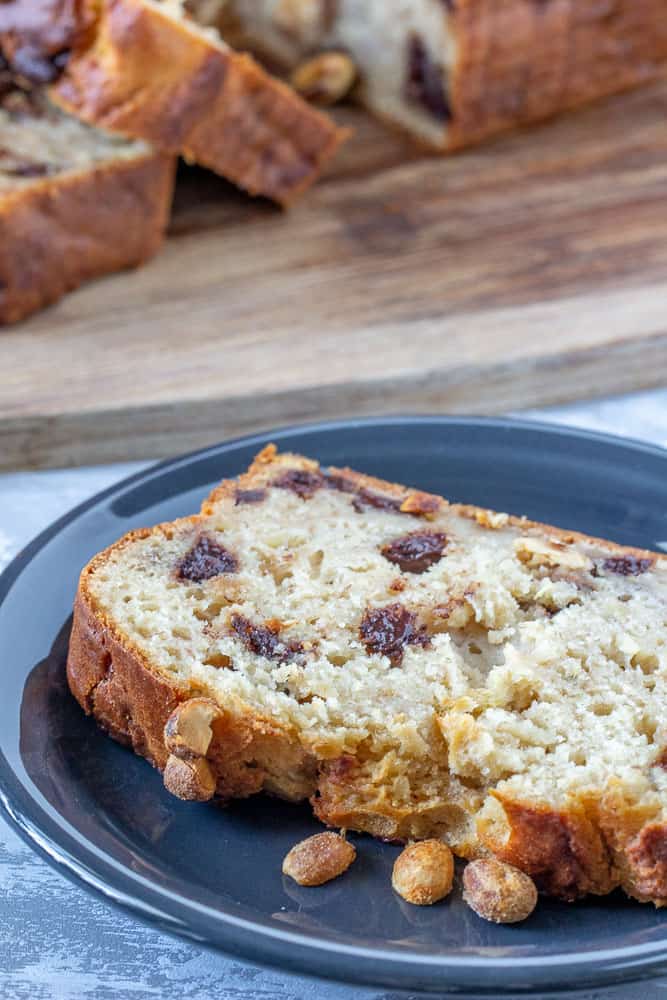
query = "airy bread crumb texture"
xmin=0 ymin=88 xmax=151 ymax=192
xmin=77 ymin=446 xmax=667 ymax=904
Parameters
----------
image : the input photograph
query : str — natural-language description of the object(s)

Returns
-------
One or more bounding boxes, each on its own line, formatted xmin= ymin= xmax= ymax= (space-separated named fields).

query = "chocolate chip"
xmin=0 ymin=86 xmax=53 ymax=120
xmin=177 ymin=535 xmax=239 ymax=581
xmin=235 ymin=488 xmax=267 ymax=506
xmin=10 ymin=45 xmax=60 ymax=84
xmin=323 ymin=472 xmax=358 ymax=494
xmin=327 ymin=475 xmax=438 ymax=518
xmin=602 ymin=556 xmax=654 ymax=577
xmin=3 ymin=161 xmax=51 ymax=177
xmin=381 ymin=531 xmax=447 ymax=574
xmin=230 ymin=614 xmax=303 ymax=662
xmin=405 ymin=34 xmax=451 ymax=122
xmin=52 ymin=49 xmax=70 ymax=70
xmin=352 ymin=488 xmax=402 ymax=514
xmin=0 ymin=56 xmax=12 ymax=100
xmin=273 ymin=469 xmax=324 ymax=499
xmin=359 ymin=603 xmax=429 ymax=666
xmin=321 ymin=0 xmax=339 ymax=31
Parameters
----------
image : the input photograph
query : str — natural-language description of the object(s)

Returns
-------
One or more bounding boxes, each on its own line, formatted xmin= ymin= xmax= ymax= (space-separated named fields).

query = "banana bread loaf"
xmin=223 ymin=0 xmax=667 ymax=149
xmin=68 ymin=445 xmax=667 ymax=905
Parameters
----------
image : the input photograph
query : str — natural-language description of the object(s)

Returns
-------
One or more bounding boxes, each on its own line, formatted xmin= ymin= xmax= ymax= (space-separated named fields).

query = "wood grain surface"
xmin=3 ymin=79 xmax=667 ymax=471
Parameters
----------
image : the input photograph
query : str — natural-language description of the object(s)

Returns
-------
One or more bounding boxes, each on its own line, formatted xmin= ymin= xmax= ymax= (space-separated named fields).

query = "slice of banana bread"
xmin=223 ymin=0 xmax=667 ymax=150
xmin=68 ymin=445 xmax=667 ymax=904
xmin=2 ymin=0 xmax=346 ymax=204
xmin=0 ymin=75 xmax=175 ymax=324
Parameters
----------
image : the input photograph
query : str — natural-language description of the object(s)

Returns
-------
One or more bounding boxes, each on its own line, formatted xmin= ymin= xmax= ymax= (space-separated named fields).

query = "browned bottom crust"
xmin=66 ymin=453 xmax=667 ymax=906
xmin=48 ymin=0 xmax=346 ymax=205
xmin=0 ymin=150 xmax=175 ymax=325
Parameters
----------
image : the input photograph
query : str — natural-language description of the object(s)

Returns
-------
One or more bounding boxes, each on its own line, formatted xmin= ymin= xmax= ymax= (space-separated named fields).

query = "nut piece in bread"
xmin=164 ymin=698 xmax=220 ymax=759
xmin=392 ymin=840 xmax=454 ymax=905
xmin=463 ymin=859 xmax=538 ymax=924
xmin=282 ymin=832 xmax=356 ymax=886
xmin=163 ymin=754 xmax=216 ymax=802
xmin=290 ymin=52 xmax=356 ymax=106
xmin=514 ymin=536 xmax=592 ymax=572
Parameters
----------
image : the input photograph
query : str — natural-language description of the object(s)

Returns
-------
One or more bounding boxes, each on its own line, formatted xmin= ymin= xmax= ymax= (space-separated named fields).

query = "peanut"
xmin=290 ymin=52 xmax=356 ymax=106
xmin=164 ymin=697 xmax=219 ymax=759
xmin=282 ymin=832 xmax=356 ymax=886
xmin=163 ymin=754 xmax=216 ymax=802
xmin=463 ymin=858 xmax=537 ymax=923
xmin=392 ymin=840 xmax=454 ymax=905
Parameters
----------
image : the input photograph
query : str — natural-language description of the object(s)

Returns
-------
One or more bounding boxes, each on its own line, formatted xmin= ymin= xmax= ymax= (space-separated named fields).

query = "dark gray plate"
xmin=1 ymin=417 xmax=667 ymax=996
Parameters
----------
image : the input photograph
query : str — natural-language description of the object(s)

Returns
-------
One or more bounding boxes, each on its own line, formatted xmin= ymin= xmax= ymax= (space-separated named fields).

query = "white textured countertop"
xmin=1 ymin=392 xmax=667 ymax=1000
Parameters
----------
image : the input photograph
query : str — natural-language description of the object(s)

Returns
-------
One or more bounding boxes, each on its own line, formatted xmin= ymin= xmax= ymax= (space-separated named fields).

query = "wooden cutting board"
xmin=4 ymin=79 xmax=667 ymax=471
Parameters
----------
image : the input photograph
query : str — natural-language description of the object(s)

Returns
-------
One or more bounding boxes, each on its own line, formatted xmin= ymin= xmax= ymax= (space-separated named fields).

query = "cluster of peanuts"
xmin=162 ymin=701 xmax=538 ymax=923
xmin=282 ymin=833 xmax=538 ymax=924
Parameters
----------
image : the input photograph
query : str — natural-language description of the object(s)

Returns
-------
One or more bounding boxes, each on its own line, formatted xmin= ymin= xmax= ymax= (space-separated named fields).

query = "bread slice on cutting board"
xmin=2 ymin=0 xmax=346 ymax=204
xmin=0 ymin=72 xmax=175 ymax=324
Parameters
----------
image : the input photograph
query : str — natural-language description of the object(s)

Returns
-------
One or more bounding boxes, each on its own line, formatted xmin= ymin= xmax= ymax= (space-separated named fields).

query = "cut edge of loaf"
xmin=47 ymin=0 xmax=347 ymax=204
xmin=0 ymin=86 xmax=175 ymax=324
xmin=67 ymin=445 xmax=667 ymax=906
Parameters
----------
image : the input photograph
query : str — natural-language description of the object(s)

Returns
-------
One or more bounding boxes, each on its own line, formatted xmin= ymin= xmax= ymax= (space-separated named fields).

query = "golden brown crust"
xmin=312 ymin=752 xmax=483 ymax=851
xmin=477 ymin=792 xmax=667 ymax=905
xmin=478 ymin=794 xmax=615 ymax=901
xmin=0 ymin=149 xmax=175 ymax=325
xmin=68 ymin=533 xmax=190 ymax=762
xmin=49 ymin=0 xmax=346 ymax=204
xmin=447 ymin=0 xmax=667 ymax=151
xmin=313 ymin=761 xmax=667 ymax=904
xmin=68 ymin=447 xmax=667 ymax=906
xmin=625 ymin=824 xmax=667 ymax=904
xmin=598 ymin=783 xmax=667 ymax=905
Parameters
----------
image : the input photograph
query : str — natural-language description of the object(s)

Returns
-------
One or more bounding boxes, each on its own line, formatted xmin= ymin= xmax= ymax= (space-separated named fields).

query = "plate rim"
xmin=2 ymin=413 xmax=667 ymax=994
